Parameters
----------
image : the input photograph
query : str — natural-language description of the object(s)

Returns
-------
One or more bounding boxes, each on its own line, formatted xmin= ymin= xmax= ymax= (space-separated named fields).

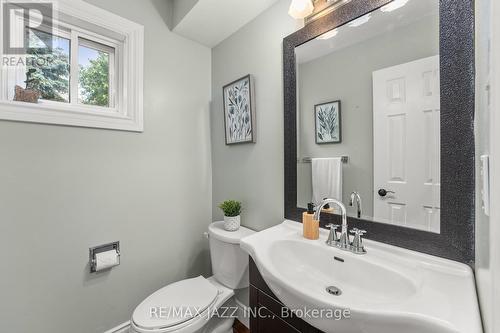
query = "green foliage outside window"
xmin=25 ymin=46 xmax=70 ymax=102
xmin=79 ymin=52 xmax=110 ymax=107
xmin=24 ymin=37 xmax=110 ymax=107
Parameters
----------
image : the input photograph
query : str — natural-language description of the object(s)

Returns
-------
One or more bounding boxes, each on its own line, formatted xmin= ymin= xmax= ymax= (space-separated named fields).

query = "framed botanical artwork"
xmin=314 ymin=100 xmax=341 ymax=144
xmin=223 ymin=74 xmax=256 ymax=145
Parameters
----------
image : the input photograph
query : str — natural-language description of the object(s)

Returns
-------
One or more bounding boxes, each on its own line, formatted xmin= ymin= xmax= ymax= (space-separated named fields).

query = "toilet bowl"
xmin=130 ymin=221 xmax=254 ymax=333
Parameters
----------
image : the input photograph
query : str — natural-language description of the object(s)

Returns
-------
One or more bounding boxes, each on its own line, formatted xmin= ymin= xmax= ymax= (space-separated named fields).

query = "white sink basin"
xmin=240 ymin=220 xmax=482 ymax=333
xmin=270 ymin=239 xmax=418 ymax=304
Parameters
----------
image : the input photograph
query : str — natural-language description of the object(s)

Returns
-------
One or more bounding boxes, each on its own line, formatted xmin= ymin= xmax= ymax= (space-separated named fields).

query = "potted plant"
xmin=219 ymin=200 xmax=242 ymax=231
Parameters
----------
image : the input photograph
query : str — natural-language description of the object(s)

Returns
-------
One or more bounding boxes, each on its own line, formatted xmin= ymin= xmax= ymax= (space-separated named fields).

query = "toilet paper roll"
xmin=95 ymin=249 xmax=119 ymax=271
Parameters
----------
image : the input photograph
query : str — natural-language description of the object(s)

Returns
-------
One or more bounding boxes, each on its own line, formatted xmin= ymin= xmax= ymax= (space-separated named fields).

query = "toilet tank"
xmin=208 ymin=221 xmax=255 ymax=289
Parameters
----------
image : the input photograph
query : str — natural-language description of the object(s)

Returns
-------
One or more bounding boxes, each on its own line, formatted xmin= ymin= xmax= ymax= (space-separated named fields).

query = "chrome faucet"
xmin=314 ymin=198 xmax=350 ymax=250
xmin=349 ymin=191 xmax=362 ymax=219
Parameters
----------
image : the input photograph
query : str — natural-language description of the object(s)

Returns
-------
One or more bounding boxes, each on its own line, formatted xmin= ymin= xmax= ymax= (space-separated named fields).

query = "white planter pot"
xmin=223 ymin=215 xmax=241 ymax=231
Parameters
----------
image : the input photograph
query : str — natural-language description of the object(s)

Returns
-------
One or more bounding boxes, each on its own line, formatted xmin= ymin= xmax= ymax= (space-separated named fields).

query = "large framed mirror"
xmin=284 ymin=0 xmax=474 ymax=263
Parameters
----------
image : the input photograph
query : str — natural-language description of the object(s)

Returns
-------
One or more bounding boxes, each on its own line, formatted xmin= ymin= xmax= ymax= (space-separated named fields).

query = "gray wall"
xmin=211 ymin=0 xmax=298 ymax=231
xmin=0 ymin=1 xmax=212 ymax=332
xmin=297 ymin=16 xmax=439 ymax=217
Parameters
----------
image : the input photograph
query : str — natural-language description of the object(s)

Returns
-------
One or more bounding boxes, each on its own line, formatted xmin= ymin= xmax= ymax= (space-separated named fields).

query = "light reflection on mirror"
xmin=295 ymin=0 xmax=440 ymax=233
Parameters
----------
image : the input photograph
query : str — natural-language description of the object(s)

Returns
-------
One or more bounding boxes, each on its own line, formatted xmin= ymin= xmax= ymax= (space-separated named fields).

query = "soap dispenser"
xmin=303 ymin=203 xmax=319 ymax=240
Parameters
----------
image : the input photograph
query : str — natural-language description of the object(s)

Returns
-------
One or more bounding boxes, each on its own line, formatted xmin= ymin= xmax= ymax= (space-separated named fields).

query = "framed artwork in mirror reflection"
xmin=315 ymin=100 xmax=341 ymax=144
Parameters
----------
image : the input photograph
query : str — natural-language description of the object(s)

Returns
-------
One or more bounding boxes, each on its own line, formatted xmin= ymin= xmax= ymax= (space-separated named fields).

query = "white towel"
xmin=311 ymin=157 xmax=343 ymax=205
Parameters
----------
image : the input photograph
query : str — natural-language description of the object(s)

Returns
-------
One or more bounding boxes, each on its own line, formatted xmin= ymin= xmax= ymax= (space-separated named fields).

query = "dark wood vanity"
xmin=249 ymin=258 xmax=323 ymax=333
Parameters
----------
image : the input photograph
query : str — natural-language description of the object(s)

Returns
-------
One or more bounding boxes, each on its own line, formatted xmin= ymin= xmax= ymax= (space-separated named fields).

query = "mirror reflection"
xmin=296 ymin=0 xmax=440 ymax=232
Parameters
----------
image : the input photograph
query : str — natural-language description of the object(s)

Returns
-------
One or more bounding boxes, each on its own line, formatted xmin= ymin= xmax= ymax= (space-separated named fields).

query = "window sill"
xmin=0 ymin=99 xmax=143 ymax=131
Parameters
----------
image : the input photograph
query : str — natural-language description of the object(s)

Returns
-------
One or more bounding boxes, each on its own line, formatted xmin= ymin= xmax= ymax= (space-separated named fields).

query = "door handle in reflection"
xmin=378 ymin=189 xmax=395 ymax=197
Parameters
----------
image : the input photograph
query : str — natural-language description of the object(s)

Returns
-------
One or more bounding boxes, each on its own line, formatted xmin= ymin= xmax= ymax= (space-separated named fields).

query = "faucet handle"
xmin=350 ymin=228 xmax=366 ymax=235
xmin=325 ymin=223 xmax=339 ymax=245
xmin=350 ymin=229 xmax=367 ymax=255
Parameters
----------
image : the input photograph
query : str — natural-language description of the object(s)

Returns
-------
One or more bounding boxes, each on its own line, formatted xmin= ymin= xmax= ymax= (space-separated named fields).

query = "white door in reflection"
xmin=373 ymin=55 xmax=440 ymax=232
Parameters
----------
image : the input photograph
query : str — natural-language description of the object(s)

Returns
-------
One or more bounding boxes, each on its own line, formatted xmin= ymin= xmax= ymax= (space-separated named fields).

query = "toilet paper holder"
xmin=89 ymin=241 xmax=120 ymax=273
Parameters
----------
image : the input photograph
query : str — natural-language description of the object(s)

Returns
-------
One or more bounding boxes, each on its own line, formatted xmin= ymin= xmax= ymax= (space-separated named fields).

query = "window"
xmin=0 ymin=1 xmax=144 ymax=131
xmin=26 ymin=28 xmax=70 ymax=103
xmin=78 ymin=38 xmax=114 ymax=108
xmin=21 ymin=28 xmax=116 ymax=108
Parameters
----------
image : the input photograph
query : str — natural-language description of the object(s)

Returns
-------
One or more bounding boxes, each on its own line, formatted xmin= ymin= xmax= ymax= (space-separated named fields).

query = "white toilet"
xmin=130 ymin=221 xmax=254 ymax=333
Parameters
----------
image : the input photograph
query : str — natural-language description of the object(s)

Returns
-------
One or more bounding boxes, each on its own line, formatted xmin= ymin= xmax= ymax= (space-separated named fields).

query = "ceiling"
xmin=295 ymin=0 xmax=439 ymax=64
xmin=170 ymin=0 xmax=281 ymax=48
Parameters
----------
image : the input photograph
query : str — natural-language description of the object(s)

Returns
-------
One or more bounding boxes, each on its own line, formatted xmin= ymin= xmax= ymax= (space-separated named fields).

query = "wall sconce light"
xmin=288 ymin=0 xmax=314 ymax=19
xmin=300 ymin=0 xmax=352 ymax=25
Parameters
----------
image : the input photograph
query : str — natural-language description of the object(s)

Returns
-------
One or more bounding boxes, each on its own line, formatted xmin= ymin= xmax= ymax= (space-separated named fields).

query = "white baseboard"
xmin=104 ymin=321 xmax=130 ymax=333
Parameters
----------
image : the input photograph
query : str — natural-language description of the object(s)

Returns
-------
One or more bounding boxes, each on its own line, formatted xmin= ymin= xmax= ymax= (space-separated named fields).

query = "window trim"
xmin=0 ymin=0 xmax=144 ymax=132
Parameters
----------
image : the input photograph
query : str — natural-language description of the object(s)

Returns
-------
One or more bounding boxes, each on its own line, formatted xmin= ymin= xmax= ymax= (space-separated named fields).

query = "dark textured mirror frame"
xmin=283 ymin=0 xmax=475 ymax=264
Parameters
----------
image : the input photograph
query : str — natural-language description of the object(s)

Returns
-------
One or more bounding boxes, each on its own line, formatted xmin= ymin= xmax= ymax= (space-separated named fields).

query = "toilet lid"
xmin=132 ymin=276 xmax=219 ymax=330
xmin=208 ymin=221 xmax=254 ymax=244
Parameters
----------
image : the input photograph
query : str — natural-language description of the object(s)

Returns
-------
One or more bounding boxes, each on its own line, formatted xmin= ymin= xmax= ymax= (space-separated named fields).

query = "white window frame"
xmin=0 ymin=0 xmax=144 ymax=132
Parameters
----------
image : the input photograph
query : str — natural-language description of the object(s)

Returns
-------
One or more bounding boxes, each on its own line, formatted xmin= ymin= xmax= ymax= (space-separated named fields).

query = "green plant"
xmin=219 ymin=200 xmax=242 ymax=217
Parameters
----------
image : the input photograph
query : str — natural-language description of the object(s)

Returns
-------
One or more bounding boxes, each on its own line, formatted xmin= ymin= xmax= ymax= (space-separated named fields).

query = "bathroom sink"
xmin=270 ymin=239 xmax=417 ymax=304
xmin=240 ymin=221 xmax=482 ymax=333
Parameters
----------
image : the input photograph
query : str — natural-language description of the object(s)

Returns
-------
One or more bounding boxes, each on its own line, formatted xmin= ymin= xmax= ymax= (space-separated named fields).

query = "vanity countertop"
xmin=241 ymin=220 xmax=482 ymax=333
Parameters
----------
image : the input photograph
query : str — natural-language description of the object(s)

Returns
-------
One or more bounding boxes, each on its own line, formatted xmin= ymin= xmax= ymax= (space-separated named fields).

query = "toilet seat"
xmin=132 ymin=276 xmax=220 ymax=332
